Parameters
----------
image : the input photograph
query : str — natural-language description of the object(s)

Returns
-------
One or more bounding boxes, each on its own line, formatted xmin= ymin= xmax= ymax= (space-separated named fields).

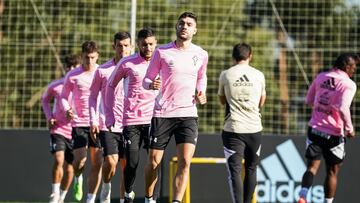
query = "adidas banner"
xmin=0 ymin=130 xmax=359 ymax=202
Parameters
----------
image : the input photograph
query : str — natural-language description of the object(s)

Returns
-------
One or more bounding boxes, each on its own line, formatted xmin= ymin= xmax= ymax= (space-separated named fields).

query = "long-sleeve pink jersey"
xmin=306 ymin=68 xmax=356 ymax=136
xmin=41 ymin=78 xmax=72 ymax=139
xmin=143 ymin=41 xmax=208 ymax=118
xmin=61 ymin=65 xmax=98 ymax=127
xmin=89 ymin=59 xmax=124 ymax=133
xmin=106 ymin=53 xmax=156 ymax=126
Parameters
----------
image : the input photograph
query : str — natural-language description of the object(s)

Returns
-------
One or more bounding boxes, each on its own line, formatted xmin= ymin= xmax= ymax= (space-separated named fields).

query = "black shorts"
xmin=123 ymin=124 xmax=151 ymax=151
xmin=305 ymin=127 xmax=346 ymax=165
xmin=99 ymin=130 xmax=125 ymax=158
xmin=72 ymin=127 xmax=101 ymax=149
xmin=149 ymin=117 xmax=198 ymax=150
xmin=50 ymin=134 xmax=74 ymax=164
xmin=221 ymin=130 xmax=262 ymax=166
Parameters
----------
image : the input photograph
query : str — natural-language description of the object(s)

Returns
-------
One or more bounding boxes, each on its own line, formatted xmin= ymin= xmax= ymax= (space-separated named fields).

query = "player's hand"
xmin=196 ymin=91 xmax=207 ymax=105
xmin=106 ymin=123 xmax=114 ymax=132
xmin=66 ymin=109 xmax=74 ymax=120
xmin=48 ymin=118 xmax=56 ymax=130
xmin=90 ymin=125 xmax=100 ymax=143
xmin=150 ymin=77 xmax=161 ymax=90
xmin=345 ymin=130 xmax=355 ymax=138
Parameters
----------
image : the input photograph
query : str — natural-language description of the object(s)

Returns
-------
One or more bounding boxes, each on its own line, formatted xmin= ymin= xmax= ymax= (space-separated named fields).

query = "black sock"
xmin=302 ymin=171 xmax=314 ymax=188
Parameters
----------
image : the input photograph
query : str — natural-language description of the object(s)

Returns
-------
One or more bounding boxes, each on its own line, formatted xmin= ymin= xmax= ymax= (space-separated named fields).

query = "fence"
xmin=0 ymin=0 xmax=359 ymax=135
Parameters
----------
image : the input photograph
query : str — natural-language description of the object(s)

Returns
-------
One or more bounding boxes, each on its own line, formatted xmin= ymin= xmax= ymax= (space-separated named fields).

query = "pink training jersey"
xmin=307 ymin=68 xmax=356 ymax=136
xmin=106 ymin=53 xmax=156 ymax=126
xmin=61 ymin=65 xmax=98 ymax=127
xmin=143 ymin=41 xmax=208 ymax=117
xmin=41 ymin=78 xmax=72 ymax=139
xmin=89 ymin=59 xmax=124 ymax=133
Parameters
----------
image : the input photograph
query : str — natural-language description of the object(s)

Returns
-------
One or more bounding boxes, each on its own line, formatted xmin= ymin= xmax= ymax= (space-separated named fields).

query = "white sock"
xmin=51 ymin=183 xmax=60 ymax=194
xmin=60 ymin=190 xmax=68 ymax=200
xmin=146 ymin=196 xmax=158 ymax=203
xmin=145 ymin=196 xmax=153 ymax=203
xmin=325 ymin=198 xmax=334 ymax=203
xmin=103 ymin=182 xmax=111 ymax=191
xmin=75 ymin=174 xmax=83 ymax=183
xmin=120 ymin=198 xmax=124 ymax=203
xmin=86 ymin=193 xmax=96 ymax=203
xmin=298 ymin=187 xmax=309 ymax=198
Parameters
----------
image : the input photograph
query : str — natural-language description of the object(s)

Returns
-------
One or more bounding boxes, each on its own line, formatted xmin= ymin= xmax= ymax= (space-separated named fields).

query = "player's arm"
xmin=143 ymin=49 xmax=161 ymax=90
xmin=104 ymin=62 xmax=126 ymax=130
xmin=60 ymin=73 xmax=74 ymax=120
xmin=196 ymin=52 xmax=208 ymax=105
xmin=338 ymin=82 xmax=356 ymax=138
xmin=259 ymin=73 xmax=266 ymax=109
xmin=217 ymin=70 xmax=226 ymax=105
xmin=41 ymin=84 xmax=56 ymax=129
xmin=306 ymin=78 xmax=316 ymax=106
xmin=89 ymin=69 xmax=102 ymax=139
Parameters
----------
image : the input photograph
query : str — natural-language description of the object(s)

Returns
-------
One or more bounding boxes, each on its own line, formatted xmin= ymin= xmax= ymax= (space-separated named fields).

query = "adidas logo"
xmin=233 ymin=74 xmax=253 ymax=87
xmin=257 ymin=140 xmax=324 ymax=203
xmin=320 ymin=77 xmax=335 ymax=90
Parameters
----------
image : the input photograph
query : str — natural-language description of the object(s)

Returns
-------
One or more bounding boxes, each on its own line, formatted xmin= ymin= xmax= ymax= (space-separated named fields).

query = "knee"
xmin=54 ymin=159 xmax=64 ymax=168
xmin=73 ymin=158 xmax=87 ymax=170
xmin=127 ymin=151 xmax=140 ymax=169
xmin=327 ymin=164 xmax=340 ymax=176
xmin=106 ymin=157 xmax=117 ymax=169
xmin=92 ymin=159 xmax=103 ymax=171
xmin=147 ymin=157 xmax=161 ymax=171
xmin=177 ymin=157 xmax=191 ymax=172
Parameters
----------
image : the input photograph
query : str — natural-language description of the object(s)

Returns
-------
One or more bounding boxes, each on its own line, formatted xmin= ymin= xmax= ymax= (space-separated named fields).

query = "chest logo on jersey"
xmin=192 ymin=55 xmax=199 ymax=66
xmin=168 ymin=60 xmax=175 ymax=67
xmin=232 ymin=74 xmax=253 ymax=87
xmin=320 ymin=77 xmax=335 ymax=91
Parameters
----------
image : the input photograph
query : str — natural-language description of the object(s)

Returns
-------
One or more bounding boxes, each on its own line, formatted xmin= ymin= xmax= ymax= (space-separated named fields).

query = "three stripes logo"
xmin=257 ymin=140 xmax=324 ymax=203
xmin=233 ymin=74 xmax=253 ymax=87
xmin=320 ymin=77 xmax=336 ymax=90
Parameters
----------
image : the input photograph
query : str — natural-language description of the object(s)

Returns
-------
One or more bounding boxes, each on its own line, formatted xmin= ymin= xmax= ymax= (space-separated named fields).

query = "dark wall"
xmin=0 ymin=130 xmax=359 ymax=202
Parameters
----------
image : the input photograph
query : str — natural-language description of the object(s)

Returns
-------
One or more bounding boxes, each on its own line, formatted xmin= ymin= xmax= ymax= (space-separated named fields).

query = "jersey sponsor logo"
xmin=168 ymin=60 xmax=175 ymax=67
xmin=233 ymin=74 xmax=253 ymax=87
xmin=257 ymin=140 xmax=324 ymax=203
xmin=320 ymin=78 xmax=335 ymax=90
xmin=318 ymin=92 xmax=330 ymax=106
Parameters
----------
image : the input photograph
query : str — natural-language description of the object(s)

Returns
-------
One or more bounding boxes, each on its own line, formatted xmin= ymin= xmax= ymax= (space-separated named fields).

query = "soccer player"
xmin=42 ymin=54 xmax=81 ymax=203
xmin=218 ymin=43 xmax=266 ymax=203
xmin=88 ymin=32 xmax=132 ymax=203
xmin=61 ymin=41 xmax=101 ymax=203
xmin=142 ymin=12 xmax=208 ymax=203
xmin=297 ymin=53 xmax=359 ymax=203
xmin=106 ymin=28 xmax=159 ymax=203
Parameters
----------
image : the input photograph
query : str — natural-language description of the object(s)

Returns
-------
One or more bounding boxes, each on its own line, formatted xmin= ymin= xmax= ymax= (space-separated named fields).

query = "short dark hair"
xmin=81 ymin=41 xmax=99 ymax=54
xmin=137 ymin=27 xmax=156 ymax=40
xmin=178 ymin=12 xmax=197 ymax=23
xmin=114 ymin=31 xmax=131 ymax=44
xmin=333 ymin=53 xmax=359 ymax=71
xmin=232 ymin=43 xmax=252 ymax=62
xmin=64 ymin=54 xmax=81 ymax=68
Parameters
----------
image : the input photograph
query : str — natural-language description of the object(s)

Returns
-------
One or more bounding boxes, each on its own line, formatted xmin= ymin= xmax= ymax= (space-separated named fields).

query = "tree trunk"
xmin=278 ymin=32 xmax=289 ymax=134
xmin=0 ymin=0 xmax=4 ymax=42
xmin=311 ymin=51 xmax=323 ymax=78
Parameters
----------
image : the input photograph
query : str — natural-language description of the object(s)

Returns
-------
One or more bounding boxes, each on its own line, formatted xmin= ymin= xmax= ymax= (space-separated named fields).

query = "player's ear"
xmin=193 ymin=28 xmax=197 ymax=35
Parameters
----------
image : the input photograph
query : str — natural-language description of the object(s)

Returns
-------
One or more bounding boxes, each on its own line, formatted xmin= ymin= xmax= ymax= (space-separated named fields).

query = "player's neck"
xmin=236 ymin=59 xmax=250 ymax=65
xmin=113 ymin=56 xmax=121 ymax=64
xmin=82 ymin=65 xmax=95 ymax=72
xmin=175 ymin=39 xmax=192 ymax=50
